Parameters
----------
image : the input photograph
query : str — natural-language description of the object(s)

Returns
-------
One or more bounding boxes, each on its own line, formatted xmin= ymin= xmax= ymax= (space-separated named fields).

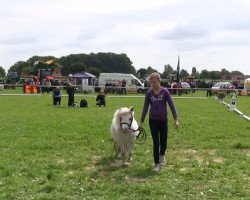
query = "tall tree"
xmin=70 ymin=62 xmax=87 ymax=74
xmin=199 ymin=69 xmax=210 ymax=80
xmin=87 ymin=67 xmax=101 ymax=77
xmin=191 ymin=67 xmax=197 ymax=76
xmin=8 ymin=61 xmax=30 ymax=76
xmin=136 ymin=68 xmax=148 ymax=79
xmin=0 ymin=66 xmax=5 ymax=77
xmin=146 ymin=66 xmax=158 ymax=75
xmin=180 ymin=69 xmax=189 ymax=78
xmin=162 ymin=64 xmax=174 ymax=79
xmin=231 ymin=70 xmax=244 ymax=76
xmin=210 ymin=71 xmax=220 ymax=80
xmin=220 ymin=68 xmax=231 ymax=80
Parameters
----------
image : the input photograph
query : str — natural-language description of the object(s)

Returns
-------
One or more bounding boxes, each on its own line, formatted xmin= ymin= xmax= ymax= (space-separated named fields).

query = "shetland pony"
xmin=110 ymin=107 xmax=139 ymax=166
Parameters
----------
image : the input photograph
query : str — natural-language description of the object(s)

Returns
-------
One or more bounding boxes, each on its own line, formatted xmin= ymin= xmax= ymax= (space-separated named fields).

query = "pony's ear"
xmin=129 ymin=106 xmax=134 ymax=112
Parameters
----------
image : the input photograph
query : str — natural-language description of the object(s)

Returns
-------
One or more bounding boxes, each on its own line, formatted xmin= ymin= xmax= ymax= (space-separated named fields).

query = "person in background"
xmin=29 ymin=78 xmax=35 ymax=94
xmin=66 ymin=74 xmax=75 ymax=107
xmin=140 ymin=72 xmax=179 ymax=172
xmin=52 ymin=86 xmax=62 ymax=106
xmin=121 ymin=79 xmax=127 ymax=95
xmin=96 ymin=90 xmax=106 ymax=107
xmin=206 ymin=81 xmax=213 ymax=97
xmin=45 ymin=79 xmax=51 ymax=94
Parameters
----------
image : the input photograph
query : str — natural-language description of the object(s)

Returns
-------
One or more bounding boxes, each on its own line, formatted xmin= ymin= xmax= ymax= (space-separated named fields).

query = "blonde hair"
xmin=148 ymin=72 xmax=161 ymax=82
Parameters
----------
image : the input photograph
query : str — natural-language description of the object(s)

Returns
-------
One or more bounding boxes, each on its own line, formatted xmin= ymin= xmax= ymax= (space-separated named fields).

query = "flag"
xmin=176 ymin=55 xmax=180 ymax=83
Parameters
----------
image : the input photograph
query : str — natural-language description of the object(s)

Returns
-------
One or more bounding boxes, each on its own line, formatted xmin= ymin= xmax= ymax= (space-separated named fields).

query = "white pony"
xmin=110 ymin=107 xmax=139 ymax=166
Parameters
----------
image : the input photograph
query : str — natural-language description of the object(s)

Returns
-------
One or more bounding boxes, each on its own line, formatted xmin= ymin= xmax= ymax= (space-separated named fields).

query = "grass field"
xmin=0 ymin=89 xmax=249 ymax=199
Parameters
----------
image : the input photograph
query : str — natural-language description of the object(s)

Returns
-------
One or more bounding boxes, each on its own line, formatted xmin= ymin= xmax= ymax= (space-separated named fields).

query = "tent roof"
xmin=72 ymin=71 xmax=96 ymax=78
xmin=245 ymin=78 xmax=250 ymax=83
xmin=33 ymin=60 xmax=63 ymax=69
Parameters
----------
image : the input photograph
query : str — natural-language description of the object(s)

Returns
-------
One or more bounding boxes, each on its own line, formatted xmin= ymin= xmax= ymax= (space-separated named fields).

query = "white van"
xmin=98 ymin=73 xmax=144 ymax=93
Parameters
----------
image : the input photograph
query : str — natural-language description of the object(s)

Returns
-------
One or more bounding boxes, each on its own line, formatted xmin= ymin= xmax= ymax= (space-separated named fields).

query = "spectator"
xmin=45 ymin=79 xmax=51 ymax=94
xmin=191 ymin=81 xmax=196 ymax=93
xmin=52 ymin=86 xmax=62 ymax=106
xmin=29 ymin=78 xmax=35 ymax=94
xmin=121 ymin=79 xmax=127 ymax=95
xmin=206 ymin=81 xmax=213 ymax=97
xmin=96 ymin=90 xmax=106 ymax=107
xmin=66 ymin=74 xmax=75 ymax=107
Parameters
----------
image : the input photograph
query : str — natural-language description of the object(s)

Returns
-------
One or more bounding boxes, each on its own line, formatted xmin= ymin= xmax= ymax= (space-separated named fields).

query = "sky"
xmin=1 ymin=0 xmax=250 ymax=75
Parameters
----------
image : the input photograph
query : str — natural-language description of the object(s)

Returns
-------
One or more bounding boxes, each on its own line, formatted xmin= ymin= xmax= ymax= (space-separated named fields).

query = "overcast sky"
xmin=1 ymin=0 xmax=250 ymax=75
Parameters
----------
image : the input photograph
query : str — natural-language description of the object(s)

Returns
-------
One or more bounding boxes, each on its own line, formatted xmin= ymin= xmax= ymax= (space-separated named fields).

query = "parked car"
xmin=0 ymin=78 xmax=6 ymax=84
xmin=211 ymin=82 xmax=235 ymax=92
xmin=180 ymin=82 xmax=191 ymax=94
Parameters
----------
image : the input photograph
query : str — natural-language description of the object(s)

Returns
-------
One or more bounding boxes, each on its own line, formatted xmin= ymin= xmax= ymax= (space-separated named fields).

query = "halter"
xmin=120 ymin=112 xmax=134 ymax=130
xmin=119 ymin=112 xmax=146 ymax=140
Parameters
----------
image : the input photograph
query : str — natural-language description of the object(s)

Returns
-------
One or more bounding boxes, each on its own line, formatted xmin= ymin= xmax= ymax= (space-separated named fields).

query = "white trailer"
xmin=98 ymin=73 xmax=144 ymax=93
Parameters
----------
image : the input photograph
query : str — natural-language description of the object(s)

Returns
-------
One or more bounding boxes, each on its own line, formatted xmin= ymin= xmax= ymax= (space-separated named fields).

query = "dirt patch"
xmin=195 ymin=156 xmax=204 ymax=164
xmin=241 ymin=149 xmax=250 ymax=157
xmin=179 ymin=167 xmax=191 ymax=172
xmin=176 ymin=156 xmax=189 ymax=162
xmin=206 ymin=149 xmax=216 ymax=155
xmin=212 ymin=157 xmax=225 ymax=163
xmin=57 ymin=159 xmax=65 ymax=164
xmin=85 ymin=165 xmax=95 ymax=171
xmin=175 ymin=149 xmax=228 ymax=165
xmin=92 ymin=155 xmax=101 ymax=161
xmin=124 ymin=175 xmax=146 ymax=183
xmin=179 ymin=149 xmax=197 ymax=154
xmin=64 ymin=170 xmax=75 ymax=177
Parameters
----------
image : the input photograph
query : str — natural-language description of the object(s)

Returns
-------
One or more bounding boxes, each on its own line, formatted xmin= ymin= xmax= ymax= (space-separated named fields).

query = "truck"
xmin=98 ymin=73 xmax=144 ymax=93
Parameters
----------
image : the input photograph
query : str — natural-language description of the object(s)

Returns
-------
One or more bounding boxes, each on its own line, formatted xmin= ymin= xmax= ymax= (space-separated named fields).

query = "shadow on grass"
xmin=93 ymin=155 xmax=156 ymax=180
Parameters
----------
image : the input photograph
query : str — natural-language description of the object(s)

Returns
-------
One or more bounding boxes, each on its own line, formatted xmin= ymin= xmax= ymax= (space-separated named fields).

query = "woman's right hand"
xmin=174 ymin=120 xmax=179 ymax=129
xmin=139 ymin=122 xmax=144 ymax=131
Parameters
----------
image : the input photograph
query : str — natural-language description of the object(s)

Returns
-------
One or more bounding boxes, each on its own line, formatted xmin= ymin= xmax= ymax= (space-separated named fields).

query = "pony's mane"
xmin=113 ymin=107 xmax=134 ymax=126
xmin=114 ymin=107 xmax=133 ymax=118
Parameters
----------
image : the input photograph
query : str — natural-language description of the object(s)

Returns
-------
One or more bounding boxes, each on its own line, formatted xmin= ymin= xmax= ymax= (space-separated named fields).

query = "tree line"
xmin=137 ymin=65 xmax=244 ymax=81
xmin=0 ymin=52 xmax=246 ymax=81
xmin=1 ymin=52 xmax=136 ymax=78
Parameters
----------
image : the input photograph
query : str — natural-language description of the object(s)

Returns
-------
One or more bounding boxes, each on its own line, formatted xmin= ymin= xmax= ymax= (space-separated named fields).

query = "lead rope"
xmin=136 ymin=128 xmax=146 ymax=141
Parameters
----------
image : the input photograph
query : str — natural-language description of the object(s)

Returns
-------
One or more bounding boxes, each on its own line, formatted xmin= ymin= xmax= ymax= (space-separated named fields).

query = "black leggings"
xmin=67 ymin=91 xmax=74 ymax=107
xmin=53 ymin=97 xmax=61 ymax=105
xmin=149 ymin=119 xmax=168 ymax=164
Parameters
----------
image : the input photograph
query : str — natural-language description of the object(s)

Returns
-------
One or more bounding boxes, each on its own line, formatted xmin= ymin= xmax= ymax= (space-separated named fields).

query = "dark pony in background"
xmin=110 ymin=107 xmax=139 ymax=166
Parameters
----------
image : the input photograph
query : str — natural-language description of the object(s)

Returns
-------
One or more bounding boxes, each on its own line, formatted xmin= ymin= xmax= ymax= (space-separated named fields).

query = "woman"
xmin=140 ymin=73 xmax=179 ymax=172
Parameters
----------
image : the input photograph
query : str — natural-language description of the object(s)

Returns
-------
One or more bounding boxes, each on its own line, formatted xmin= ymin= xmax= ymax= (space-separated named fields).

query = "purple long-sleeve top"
xmin=140 ymin=87 xmax=178 ymax=123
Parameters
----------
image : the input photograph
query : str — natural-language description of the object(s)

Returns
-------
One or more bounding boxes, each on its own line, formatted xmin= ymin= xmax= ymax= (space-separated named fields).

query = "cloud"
xmin=155 ymin=23 xmax=208 ymax=40
xmin=225 ymin=20 xmax=250 ymax=31
xmin=0 ymin=36 xmax=36 ymax=45
xmin=0 ymin=0 xmax=250 ymax=75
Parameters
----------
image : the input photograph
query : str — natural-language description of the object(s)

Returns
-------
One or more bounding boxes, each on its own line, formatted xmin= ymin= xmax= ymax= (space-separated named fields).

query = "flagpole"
xmin=176 ymin=55 xmax=180 ymax=83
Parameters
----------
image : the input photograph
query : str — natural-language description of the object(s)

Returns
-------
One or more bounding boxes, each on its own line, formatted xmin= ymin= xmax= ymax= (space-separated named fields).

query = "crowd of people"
xmin=22 ymin=73 xmax=245 ymax=108
xmin=104 ymin=79 xmax=127 ymax=95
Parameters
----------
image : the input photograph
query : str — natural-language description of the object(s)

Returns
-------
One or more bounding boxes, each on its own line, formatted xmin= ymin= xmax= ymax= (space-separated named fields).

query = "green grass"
xmin=0 ymin=90 xmax=249 ymax=199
